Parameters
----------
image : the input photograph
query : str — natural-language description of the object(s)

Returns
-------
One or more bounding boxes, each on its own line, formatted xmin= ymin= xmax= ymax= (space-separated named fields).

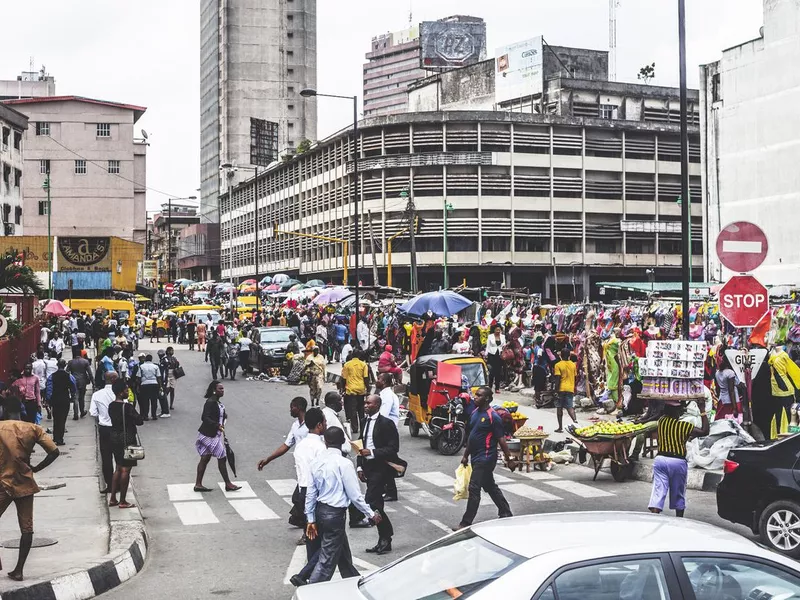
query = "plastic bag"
xmin=686 ymin=419 xmax=755 ymax=471
xmin=453 ymin=464 xmax=472 ymax=501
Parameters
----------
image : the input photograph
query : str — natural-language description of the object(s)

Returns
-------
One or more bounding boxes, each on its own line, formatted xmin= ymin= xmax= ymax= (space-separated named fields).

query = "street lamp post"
xmin=678 ymin=0 xmax=691 ymax=339
xmin=43 ymin=172 xmax=52 ymax=299
xmin=443 ymin=198 xmax=453 ymax=289
xmin=301 ymin=88 xmax=360 ymax=314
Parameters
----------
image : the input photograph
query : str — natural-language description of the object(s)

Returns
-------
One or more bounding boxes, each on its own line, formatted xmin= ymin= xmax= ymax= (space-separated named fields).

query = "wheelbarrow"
xmin=573 ymin=433 xmax=636 ymax=482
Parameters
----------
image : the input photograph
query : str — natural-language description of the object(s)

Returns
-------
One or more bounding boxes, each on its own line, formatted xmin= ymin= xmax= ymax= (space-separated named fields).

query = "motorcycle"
xmin=427 ymin=389 xmax=468 ymax=456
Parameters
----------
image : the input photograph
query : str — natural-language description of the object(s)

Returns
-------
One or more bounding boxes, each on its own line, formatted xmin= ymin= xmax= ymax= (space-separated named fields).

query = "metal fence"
xmin=0 ymin=324 xmax=40 ymax=382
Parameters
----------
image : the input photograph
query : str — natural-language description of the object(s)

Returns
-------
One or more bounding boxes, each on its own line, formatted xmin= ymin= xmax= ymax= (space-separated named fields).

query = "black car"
xmin=717 ymin=432 xmax=800 ymax=557
xmin=249 ymin=326 xmax=295 ymax=372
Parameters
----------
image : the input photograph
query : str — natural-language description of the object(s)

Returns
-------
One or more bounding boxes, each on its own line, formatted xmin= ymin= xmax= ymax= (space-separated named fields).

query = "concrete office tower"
xmin=200 ymin=0 xmax=318 ymax=225
xmin=701 ymin=0 xmax=800 ymax=285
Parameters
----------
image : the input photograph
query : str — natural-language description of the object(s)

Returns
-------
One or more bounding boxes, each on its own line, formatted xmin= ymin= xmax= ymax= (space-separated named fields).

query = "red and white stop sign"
xmin=719 ymin=275 xmax=769 ymax=328
xmin=716 ymin=221 xmax=768 ymax=273
xmin=165 ymin=283 xmax=174 ymax=294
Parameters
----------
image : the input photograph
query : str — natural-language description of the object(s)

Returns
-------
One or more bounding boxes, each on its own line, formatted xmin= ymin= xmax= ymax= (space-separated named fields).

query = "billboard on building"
xmin=0 ymin=236 xmax=50 ymax=271
xmin=250 ymin=118 xmax=279 ymax=167
xmin=142 ymin=260 xmax=158 ymax=282
xmin=420 ymin=20 xmax=487 ymax=69
xmin=57 ymin=237 xmax=111 ymax=272
xmin=495 ymin=36 xmax=544 ymax=104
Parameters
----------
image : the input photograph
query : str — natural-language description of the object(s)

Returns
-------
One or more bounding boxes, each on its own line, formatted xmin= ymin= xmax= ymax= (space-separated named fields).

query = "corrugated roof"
xmin=2 ymin=96 xmax=146 ymax=123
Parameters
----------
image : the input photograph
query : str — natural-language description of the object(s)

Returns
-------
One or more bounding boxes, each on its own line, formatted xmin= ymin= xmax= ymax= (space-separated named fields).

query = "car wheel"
xmin=759 ymin=500 xmax=800 ymax=557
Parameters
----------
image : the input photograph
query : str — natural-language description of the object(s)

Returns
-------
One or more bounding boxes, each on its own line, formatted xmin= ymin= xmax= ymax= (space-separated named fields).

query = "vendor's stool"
xmin=643 ymin=430 xmax=658 ymax=459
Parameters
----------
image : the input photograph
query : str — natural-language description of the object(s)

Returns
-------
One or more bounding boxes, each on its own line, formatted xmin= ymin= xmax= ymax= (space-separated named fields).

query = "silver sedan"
xmin=294 ymin=511 xmax=800 ymax=599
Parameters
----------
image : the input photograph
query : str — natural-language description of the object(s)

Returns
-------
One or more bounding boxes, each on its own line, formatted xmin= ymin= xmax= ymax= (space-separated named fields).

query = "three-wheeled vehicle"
xmin=404 ymin=354 xmax=488 ymax=455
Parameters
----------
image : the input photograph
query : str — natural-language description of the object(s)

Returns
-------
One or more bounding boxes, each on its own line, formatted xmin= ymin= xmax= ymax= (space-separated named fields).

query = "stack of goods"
xmin=514 ymin=425 xmax=548 ymax=439
xmin=638 ymin=340 xmax=706 ymax=400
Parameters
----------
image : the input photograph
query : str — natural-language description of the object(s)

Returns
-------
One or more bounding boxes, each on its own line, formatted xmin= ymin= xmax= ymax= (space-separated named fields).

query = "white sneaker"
xmin=159 ymin=413 xmax=171 ymax=418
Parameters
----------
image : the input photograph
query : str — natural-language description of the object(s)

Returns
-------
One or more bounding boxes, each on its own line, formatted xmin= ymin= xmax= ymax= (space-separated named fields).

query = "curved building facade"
xmin=221 ymin=109 xmax=703 ymax=300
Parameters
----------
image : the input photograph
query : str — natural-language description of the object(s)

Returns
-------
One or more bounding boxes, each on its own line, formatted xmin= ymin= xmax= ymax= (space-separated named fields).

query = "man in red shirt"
xmin=377 ymin=345 xmax=403 ymax=385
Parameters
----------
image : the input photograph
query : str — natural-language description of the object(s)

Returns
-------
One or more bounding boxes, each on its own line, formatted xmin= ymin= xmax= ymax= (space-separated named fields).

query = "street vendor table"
xmin=511 ymin=435 xmax=549 ymax=473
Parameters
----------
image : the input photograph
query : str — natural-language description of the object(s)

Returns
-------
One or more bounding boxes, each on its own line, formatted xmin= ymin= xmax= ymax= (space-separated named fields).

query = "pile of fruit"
xmin=511 ymin=411 xmax=527 ymax=421
xmin=572 ymin=421 xmax=649 ymax=438
xmin=514 ymin=425 xmax=548 ymax=438
xmin=501 ymin=401 xmax=519 ymax=409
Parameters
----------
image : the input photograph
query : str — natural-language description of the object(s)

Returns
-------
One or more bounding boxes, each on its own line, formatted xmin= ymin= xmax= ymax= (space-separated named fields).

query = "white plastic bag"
xmin=686 ymin=419 xmax=755 ymax=470
xmin=453 ymin=464 xmax=472 ymax=501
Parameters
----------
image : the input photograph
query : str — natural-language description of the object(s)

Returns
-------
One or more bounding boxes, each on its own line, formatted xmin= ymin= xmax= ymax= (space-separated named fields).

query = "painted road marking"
xmin=500 ymin=483 xmax=562 ymax=502
xmin=492 ymin=473 xmax=514 ymax=483
xmin=229 ymin=498 xmax=281 ymax=521
xmin=403 ymin=489 xmax=452 ymax=508
xmin=167 ymin=484 xmax=203 ymax=502
xmin=174 ymin=501 xmax=219 ymax=525
xmin=428 ymin=519 xmax=452 ymax=533
xmin=404 ymin=505 xmax=420 ymax=515
xmin=218 ymin=481 xmax=257 ymax=499
xmin=395 ymin=479 xmax=419 ymax=490
xmin=267 ymin=479 xmax=297 ymax=497
xmin=515 ymin=470 xmax=561 ymax=481
xmin=283 ymin=547 xmax=379 ymax=585
xmin=413 ymin=471 xmax=455 ymax=488
xmin=543 ymin=480 xmax=614 ymax=498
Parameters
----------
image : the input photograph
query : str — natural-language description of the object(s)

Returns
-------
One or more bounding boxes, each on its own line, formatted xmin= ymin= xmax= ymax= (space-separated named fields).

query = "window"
xmin=39 ymin=159 xmax=50 ymax=175
xmin=681 ymin=557 xmax=800 ymax=599
xmin=74 ymin=159 xmax=87 ymax=174
xmin=14 ymin=169 xmax=21 ymax=187
xmin=96 ymin=123 xmax=111 ymax=138
xmin=357 ymin=530 xmax=524 ymax=600
xmin=36 ymin=122 xmax=50 ymax=136
xmin=599 ymin=104 xmax=617 ymax=120
xmin=38 ymin=200 xmax=49 ymax=215
xmin=288 ymin=122 xmax=294 ymax=129
xmin=594 ymin=239 xmax=620 ymax=253
xmin=555 ymin=239 xmax=580 ymax=253
xmin=13 ymin=131 xmax=21 ymax=150
xmin=288 ymin=104 xmax=295 ymax=111
xmin=287 ymin=50 xmax=294 ymax=58
xmin=287 ymin=32 xmax=294 ymax=39
xmin=14 ymin=206 xmax=22 ymax=225
xmin=712 ymin=73 xmax=722 ymax=102
xmin=1 ymin=127 xmax=9 ymax=150
xmin=287 ymin=68 xmax=294 ymax=75
xmin=108 ymin=160 xmax=120 ymax=174
xmin=552 ymin=557 xmax=671 ymax=600
xmin=287 ymin=86 xmax=295 ymax=93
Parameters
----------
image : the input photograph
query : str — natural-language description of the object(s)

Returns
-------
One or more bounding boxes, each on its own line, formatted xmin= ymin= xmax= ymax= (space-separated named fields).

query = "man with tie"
xmin=302 ymin=427 xmax=380 ymax=585
xmin=357 ymin=394 xmax=402 ymax=555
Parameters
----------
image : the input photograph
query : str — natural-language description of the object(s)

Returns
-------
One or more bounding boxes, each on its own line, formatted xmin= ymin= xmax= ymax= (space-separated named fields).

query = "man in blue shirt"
xmin=458 ymin=386 xmax=515 ymax=529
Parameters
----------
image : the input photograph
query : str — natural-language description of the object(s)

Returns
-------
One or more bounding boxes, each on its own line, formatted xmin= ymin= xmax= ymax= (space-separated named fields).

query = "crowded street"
xmin=105 ymin=339 xmax=740 ymax=598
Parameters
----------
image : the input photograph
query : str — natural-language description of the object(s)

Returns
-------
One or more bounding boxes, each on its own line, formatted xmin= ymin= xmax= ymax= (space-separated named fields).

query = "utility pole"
xmin=403 ymin=187 xmax=418 ymax=292
xmin=678 ymin=0 xmax=691 ymax=340
xmin=253 ymin=165 xmax=260 ymax=314
xmin=552 ymin=255 xmax=559 ymax=305
xmin=367 ymin=210 xmax=379 ymax=285
xmin=443 ymin=198 xmax=453 ymax=289
xmin=167 ymin=197 xmax=172 ymax=283
xmin=44 ymin=172 xmax=52 ymax=299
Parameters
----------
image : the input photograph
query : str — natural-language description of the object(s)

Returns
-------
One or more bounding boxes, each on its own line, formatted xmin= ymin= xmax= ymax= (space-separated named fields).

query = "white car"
xmin=294 ymin=511 xmax=800 ymax=600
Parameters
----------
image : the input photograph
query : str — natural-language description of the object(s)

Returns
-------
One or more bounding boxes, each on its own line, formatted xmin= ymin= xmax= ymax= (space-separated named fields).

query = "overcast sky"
xmin=3 ymin=0 xmax=764 ymax=212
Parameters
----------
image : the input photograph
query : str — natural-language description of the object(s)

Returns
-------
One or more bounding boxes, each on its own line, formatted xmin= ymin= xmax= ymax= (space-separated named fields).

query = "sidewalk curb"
xmin=0 ymin=514 xmax=147 ymax=600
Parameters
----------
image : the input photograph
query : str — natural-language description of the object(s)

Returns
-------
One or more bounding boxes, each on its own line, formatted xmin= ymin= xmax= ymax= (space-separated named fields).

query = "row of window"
xmin=38 ymin=159 xmax=120 ymax=175
xmin=35 ymin=122 xmax=113 ymax=138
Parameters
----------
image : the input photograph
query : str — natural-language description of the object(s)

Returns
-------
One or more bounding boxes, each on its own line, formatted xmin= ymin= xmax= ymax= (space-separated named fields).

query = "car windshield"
xmin=260 ymin=330 xmax=292 ymax=344
xmin=461 ymin=362 xmax=486 ymax=388
xmin=112 ymin=310 xmax=131 ymax=320
xmin=358 ymin=530 xmax=524 ymax=600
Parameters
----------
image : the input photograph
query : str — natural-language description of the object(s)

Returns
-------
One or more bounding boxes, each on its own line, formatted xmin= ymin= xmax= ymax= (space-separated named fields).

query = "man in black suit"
xmin=357 ymin=394 xmax=401 ymax=555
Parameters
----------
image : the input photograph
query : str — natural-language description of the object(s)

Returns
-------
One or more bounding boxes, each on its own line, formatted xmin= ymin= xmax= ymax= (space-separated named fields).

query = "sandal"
xmin=225 ymin=484 xmax=242 ymax=492
xmin=193 ymin=486 xmax=213 ymax=492
xmin=118 ymin=502 xmax=137 ymax=509
xmin=108 ymin=499 xmax=119 ymax=507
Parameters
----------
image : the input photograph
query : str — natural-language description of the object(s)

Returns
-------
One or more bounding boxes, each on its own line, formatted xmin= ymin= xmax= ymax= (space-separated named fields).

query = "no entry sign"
xmin=719 ymin=275 xmax=769 ymax=328
xmin=716 ymin=221 xmax=768 ymax=273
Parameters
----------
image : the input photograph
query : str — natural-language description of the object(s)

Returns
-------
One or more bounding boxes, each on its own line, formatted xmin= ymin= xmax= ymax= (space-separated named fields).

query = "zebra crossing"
xmin=166 ymin=466 xmax=617 ymax=527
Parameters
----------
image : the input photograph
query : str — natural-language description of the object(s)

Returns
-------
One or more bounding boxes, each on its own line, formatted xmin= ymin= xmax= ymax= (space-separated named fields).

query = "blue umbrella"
xmin=399 ymin=290 xmax=472 ymax=317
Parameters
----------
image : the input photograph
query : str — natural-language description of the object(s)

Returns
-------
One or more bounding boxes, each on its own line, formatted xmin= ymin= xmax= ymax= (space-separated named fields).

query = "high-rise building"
xmin=200 ymin=0 xmax=317 ymax=279
xmin=701 ymin=0 xmax=799 ymax=285
xmin=363 ymin=15 xmax=486 ymax=118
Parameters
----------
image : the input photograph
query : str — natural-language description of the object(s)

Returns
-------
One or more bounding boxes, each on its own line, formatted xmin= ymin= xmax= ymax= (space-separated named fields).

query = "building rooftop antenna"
xmin=409 ymin=0 xmax=413 ymax=25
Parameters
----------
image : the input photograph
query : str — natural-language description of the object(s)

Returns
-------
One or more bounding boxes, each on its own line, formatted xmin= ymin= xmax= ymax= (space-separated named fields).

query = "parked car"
xmin=249 ymin=326 xmax=294 ymax=371
xmin=717 ymin=432 xmax=800 ymax=557
xmin=294 ymin=511 xmax=800 ymax=599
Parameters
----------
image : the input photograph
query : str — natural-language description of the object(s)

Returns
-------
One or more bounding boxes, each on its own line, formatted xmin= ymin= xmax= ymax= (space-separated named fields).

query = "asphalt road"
xmin=111 ymin=341 xmax=752 ymax=600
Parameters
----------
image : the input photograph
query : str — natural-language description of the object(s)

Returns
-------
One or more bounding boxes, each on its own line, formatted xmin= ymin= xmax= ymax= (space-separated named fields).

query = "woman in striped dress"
xmin=194 ymin=381 xmax=241 ymax=493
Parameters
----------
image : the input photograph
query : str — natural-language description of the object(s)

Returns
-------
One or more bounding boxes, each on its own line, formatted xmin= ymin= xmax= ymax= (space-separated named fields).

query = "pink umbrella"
xmin=42 ymin=300 xmax=71 ymax=317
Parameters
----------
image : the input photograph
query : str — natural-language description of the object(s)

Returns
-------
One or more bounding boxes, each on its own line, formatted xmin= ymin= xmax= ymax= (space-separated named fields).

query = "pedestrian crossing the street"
xmin=164 ymin=466 xmax=617 ymax=527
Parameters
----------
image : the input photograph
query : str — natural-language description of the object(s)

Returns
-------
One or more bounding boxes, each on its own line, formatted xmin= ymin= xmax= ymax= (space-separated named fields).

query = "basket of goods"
xmin=513 ymin=425 xmax=549 ymax=440
xmin=511 ymin=411 xmax=528 ymax=432
xmin=568 ymin=421 xmax=656 ymax=441
xmin=501 ymin=401 xmax=519 ymax=413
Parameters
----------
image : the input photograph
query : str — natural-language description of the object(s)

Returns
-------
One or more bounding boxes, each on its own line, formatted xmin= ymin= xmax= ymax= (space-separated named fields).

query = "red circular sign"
xmin=716 ymin=221 xmax=768 ymax=273
xmin=719 ymin=275 xmax=769 ymax=328
xmin=165 ymin=283 xmax=174 ymax=294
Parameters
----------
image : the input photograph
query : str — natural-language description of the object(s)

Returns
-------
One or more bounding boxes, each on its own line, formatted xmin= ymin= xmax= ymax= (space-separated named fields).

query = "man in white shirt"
xmin=48 ymin=333 xmax=65 ymax=359
xmin=89 ymin=371 xmax=118 ymax=493
xmin=322 ymin=392 xmax=351 ymax=453
xmin=375 ymin=374 xmax=400 ymax=427
xmin=298 ymin=427 xmax=380 ymax=586
xmin=31 ymin=352 xmax=47 ymax=392
xmin=293 ymin=408 xmax=327 ymax=543
xmin=257 ymin=397 xmax=309 ymax=526
xmin=340 ymin=341 xmax=353 ymax=365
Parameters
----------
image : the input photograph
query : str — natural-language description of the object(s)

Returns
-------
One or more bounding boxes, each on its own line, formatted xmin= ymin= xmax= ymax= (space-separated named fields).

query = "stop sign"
xmin=165 ymin=283 xmax=174 ymax=294
xmin=719 ymin=275 xmax=769 ymax=328
xmin=716 ymin=221 xmax=768 ymax=273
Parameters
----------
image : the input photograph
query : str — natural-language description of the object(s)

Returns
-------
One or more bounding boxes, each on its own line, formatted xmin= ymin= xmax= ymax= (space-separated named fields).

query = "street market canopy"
xmin=399 ymin=290 xmax=472 ymax=317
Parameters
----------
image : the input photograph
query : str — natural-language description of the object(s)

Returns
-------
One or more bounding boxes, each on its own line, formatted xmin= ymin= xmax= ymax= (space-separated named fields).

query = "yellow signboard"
xmin=0 ymin=236 xmax=51 ymax=271
xmin=57 ymin=237 xmax=111 ymax=272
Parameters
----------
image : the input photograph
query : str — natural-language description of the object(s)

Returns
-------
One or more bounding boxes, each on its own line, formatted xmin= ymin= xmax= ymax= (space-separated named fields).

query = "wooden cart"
xmin=510 ymin=434 xmax=550 ymax=473
xmin=572 ymin=432 xmax=636 ymax=482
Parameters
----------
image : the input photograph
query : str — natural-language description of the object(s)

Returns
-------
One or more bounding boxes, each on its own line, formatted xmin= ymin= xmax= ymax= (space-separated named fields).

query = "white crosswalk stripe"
xmin=403 ymin=489 xmax=453 ymax=508
xmin=413 ymin=471 xmax=455 ymax=488
xmin=500 ymin=483 xmax=562 ymax=502
xmin=219 ymin=481 xmax=257 ymax=499
xmin=167 ymin=484 xmax=203 ymax=502
xmin=174 ymin=501 xmax=219 ymax=525
xmin=229 ymin=498 xmax=281 ymax=521
xmin=515 ymin=470 xmax=561 ymax=481
xmin=543 ymin=480 xmax=614 ymax=498
xmin=267 ymin=479 xmax=297 ymax=497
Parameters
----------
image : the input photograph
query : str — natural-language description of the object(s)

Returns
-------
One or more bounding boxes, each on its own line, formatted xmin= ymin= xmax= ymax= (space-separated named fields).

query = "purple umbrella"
xmin=313 ymin=287 xmax=354 ymax=305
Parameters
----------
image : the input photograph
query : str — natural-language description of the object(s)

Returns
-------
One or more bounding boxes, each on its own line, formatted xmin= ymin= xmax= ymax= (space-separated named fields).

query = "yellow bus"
xmin=65 ymin=299 xmax=135 ymax=322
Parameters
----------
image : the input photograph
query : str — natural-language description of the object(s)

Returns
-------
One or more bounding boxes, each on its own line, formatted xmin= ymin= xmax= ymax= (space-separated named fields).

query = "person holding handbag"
xmin=160 ymin=347 xmax=182 ymax=414
xmin=194 ymin=381 xmax=240 ymax=493
xmin=108 ymin=379 xmax=143 ymax=509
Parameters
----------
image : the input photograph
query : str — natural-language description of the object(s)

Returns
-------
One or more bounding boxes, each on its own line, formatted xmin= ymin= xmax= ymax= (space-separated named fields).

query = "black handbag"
xmin=174 ymin=365 xmax=186 ymax=379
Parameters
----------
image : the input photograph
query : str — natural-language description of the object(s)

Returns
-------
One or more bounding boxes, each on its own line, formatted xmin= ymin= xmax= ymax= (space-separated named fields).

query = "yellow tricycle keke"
xmin=404 ymin=354 xmax=488 ymax=455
